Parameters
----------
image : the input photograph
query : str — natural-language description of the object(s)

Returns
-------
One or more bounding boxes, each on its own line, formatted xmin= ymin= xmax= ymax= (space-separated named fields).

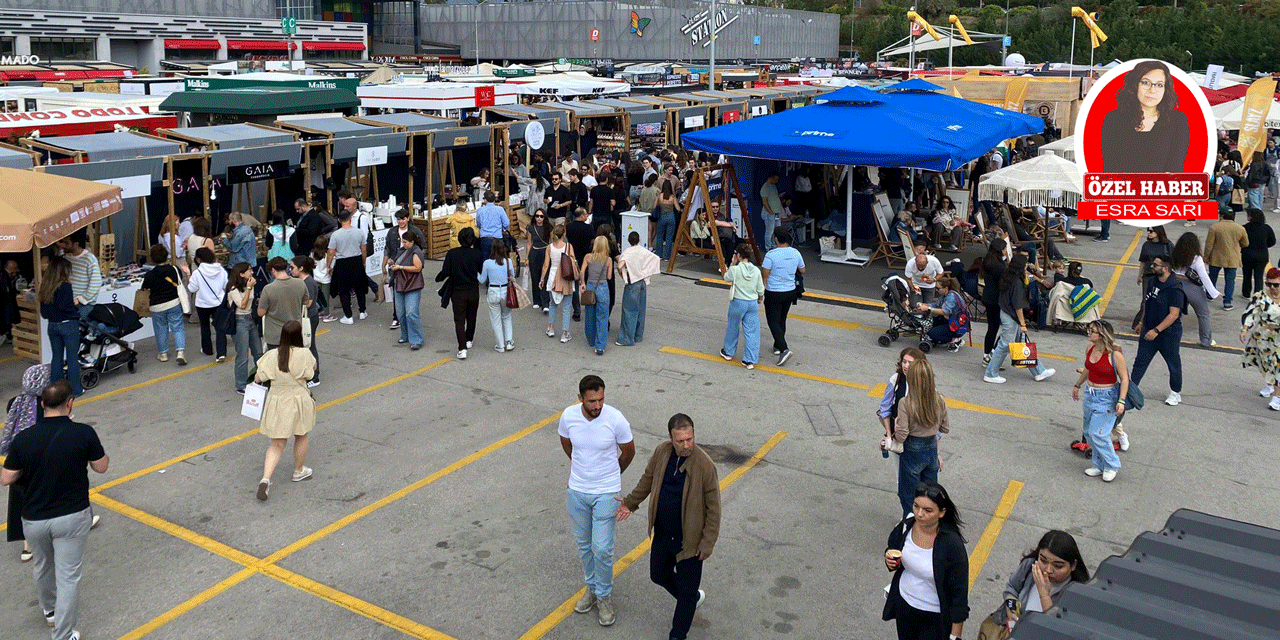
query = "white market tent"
xmin=1212 ymin=97 xmax=1280 ymax=130
xmin=505 ymin=73 xmax=630 ymax=97
xmin=977 ymin=150 xmax=1084 ymax=208
xmin=1039 ymin=135 xmax=1075 ymax=161
xmin=356 ymin=82 xmax=520 ymax=113
xmin=879 ymin=26 xmax=1006 ymax=58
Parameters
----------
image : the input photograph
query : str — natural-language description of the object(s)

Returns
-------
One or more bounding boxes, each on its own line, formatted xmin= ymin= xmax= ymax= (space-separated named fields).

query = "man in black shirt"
xmin=568 ymin=169 xmax=589 ymax=212
xmin=546 ymin=173 xmax=573 ymax=226
xmin=2 ymin=381 xmax=109 ymax=640
xmin=567 ymin=207 xmax=596 ymax=320
xmin=1131 ymin=255 xmax=1186 ymax=406
xmin=589 ymin=174 xmax=616 ymax=228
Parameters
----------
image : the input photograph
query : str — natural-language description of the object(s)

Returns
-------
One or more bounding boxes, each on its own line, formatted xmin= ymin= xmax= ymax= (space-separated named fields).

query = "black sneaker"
xmin=572 ymin=314 xmax=581 ymax=322
xmin=719 ymin=349 xmax=733 ymax=361
xmin=946 ymin=342 xmax=961 ymax=353
xmin=777 ymin=349 xmax=792 ymax=366
xmin=1224 ymin=303 xmax=1235 ymax=311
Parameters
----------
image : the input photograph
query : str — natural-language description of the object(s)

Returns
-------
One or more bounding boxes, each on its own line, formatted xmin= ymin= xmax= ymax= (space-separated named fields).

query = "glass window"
xmin=0 ymin=38 xmax=14 ymax=57
xmin=276 ymin=0 xmax=316 ymax=21
xmin=372 ymin=1 xmax=414 ymax=46
xmin=30 ymin=37 xmax=97 ymax=61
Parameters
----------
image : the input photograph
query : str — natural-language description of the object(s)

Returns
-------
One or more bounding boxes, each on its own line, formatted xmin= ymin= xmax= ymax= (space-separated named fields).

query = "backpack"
xmin=946 ymin=291 xmax=970 ymax=338
xmin=1216 ymin=175 xmax=1234 ymax=197
xmin=290 ymin=209 xmax=340 ymax=254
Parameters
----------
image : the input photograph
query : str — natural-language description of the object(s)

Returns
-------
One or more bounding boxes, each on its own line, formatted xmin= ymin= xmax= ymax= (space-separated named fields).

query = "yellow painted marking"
xmin=117 ymin=567 xmax=257 ymax=640
xmin=1069 ymin=257 xmax=1140 ymax=269
xmin=1097 ymin=228 xmax=1142 ymax=316
xmin=943 ymin=398 xmax=1034 ymax=419
xmin=94 ymin=358 xmax=451 ymax=494
xmin=969 ymin=480 xmax=1024 ymax=589
xmin=659 ymin=345 xmax=870 ymax=390
xmin=259 ymin=565 xmax=459 ymax=640
xmin=1037 ymin=352 xmax=1077 ymax=362
xmin=317 ymin=328 xmax=331 ymax=336
xmin=91 ymin=494 xmax=259 ymax=567
xmin=785 ymin=312 xmax=865 ymax=332
xmin=518 ymin=431 xmax=789 ymax=640
xmin=868 ymin=382 xmax=887 ymax=398
xmin=699 ymin=277 xmax=885 ymax=308
xmin=79 ymin=360 xmax=223 ymax=406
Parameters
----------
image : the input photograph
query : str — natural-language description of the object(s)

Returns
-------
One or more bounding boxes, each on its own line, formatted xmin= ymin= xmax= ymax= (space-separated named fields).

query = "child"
xmin=311 ymin=236 xmax=334 ymax=322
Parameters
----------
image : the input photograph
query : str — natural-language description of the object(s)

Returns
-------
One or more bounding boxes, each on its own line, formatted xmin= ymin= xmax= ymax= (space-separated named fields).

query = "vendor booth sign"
xmin=357 ymin=145 xmax=388 ymax=168
xmin=227 ymin=159 xmax=289 ymax=184
xmin=1074 ymin=59 xmax=1218 ymax=227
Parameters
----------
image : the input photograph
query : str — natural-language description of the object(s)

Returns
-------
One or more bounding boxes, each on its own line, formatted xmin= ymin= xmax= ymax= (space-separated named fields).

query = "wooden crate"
xmin=415 ymin=217 xmax=451 ymax=260
xmin=12 ymin=296 xmax=40 ymax=361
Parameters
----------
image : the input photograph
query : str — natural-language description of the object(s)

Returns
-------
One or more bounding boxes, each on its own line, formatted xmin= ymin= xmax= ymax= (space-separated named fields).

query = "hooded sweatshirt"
xmin=188 ymin=261 xmax=229 ymax=309
xmin=725 ymin=261 xmax=764 ymax=301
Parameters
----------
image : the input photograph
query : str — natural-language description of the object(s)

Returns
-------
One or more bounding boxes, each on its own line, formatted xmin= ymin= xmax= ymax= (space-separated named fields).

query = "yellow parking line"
xmin=91 ymin=493 xmax=259 ymax=567
xmin=1038 ymin=352 xmax=1077 ymax=362
xmin=117 ymin=567 xmax=258 ymax=640
xmin=968 ymin=480 xmax=1024 ymax=589
xmin=518 ymin=431 xmax=789 ymax=640
xmin=868 ymin=382 xmax=886 ymax=398
xmin=260 ymin=565 xmax=459 ymax=640
xmin=79 ymin=360 xmax=223 ymax=406
xmin=699 ymin=277 xmax=886 ymax=308
xmin=0 ymin=354 xmax=19 ymax=364
xmin=1097 ymin=228 xmax=1142 ymax=316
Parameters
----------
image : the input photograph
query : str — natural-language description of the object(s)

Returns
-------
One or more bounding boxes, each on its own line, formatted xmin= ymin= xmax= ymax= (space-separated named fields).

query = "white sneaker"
xmin=340 ymin=316 xmax=354 ymax=325
xmin=696 ymin=589 xmax=706 ymax=608
xmin=505 ymin=342 xmax=515 ymax=351
xmin=457 ymin=349 xmax=468 ymax=359
xmin=983 ymin=375 xmax=1006 ymax=384
xmin=1270 ymin=396 xmax=1280 ymax=411
xmin=1118 ymin=434 xmax=1130 ymax=451
xmin=1165 ymin=391 xmax=1181 ymax=406
xmin=466 ymin=341 xmax=473 ymax=349
xmin=359 ymin=312 xmax=368 ymax=320
xmin=307 ymin=380 xmax=320 ymax=389
xmin=1034 ymin=368 xmax=1056 ymax=382
xmin=1101 ymin=469 xmax=1117 ymax=482
xmin=560 ymin=333 xmax=571 ymax=343
xmin=1261 ymin=384 xmax=1275 ymax=397
xmin=1084 ymin=467 xmax=1102 ymax=477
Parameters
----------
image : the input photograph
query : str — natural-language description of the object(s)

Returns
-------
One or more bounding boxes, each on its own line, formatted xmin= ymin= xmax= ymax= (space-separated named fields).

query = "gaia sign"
xmin=227 ymin=159 xmax=289 ymax=185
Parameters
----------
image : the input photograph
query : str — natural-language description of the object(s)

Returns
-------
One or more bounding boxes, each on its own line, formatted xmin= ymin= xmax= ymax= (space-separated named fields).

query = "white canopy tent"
xmin=1039 ymin=135 xmax=1075 ymax=162
xmin=878 ymin=27 xmax=1005 ymax=59
xmin=357 ymin=82 xmax=520 ymax=113
xmin=1212 ymin=97 xmax=1280 ymax=131
xmin=505 ymin=73 xmax=630 ymax=97
xmin=977 ymin=150 xmax=1083 ymax=208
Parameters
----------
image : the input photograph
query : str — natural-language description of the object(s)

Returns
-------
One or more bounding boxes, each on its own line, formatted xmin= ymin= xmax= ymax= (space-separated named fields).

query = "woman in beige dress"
xmin=254 ymin=320 xmax=317 ymax=500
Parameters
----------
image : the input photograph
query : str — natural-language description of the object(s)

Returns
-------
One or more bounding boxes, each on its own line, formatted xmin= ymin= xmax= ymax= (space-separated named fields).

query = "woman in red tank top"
xmin=1070 ymin=320 xmax=1130 ymax=482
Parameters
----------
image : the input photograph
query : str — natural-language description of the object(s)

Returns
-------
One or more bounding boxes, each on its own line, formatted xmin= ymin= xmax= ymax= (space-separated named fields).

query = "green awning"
xmin=160 ymin=87 xmax=360 ymax=116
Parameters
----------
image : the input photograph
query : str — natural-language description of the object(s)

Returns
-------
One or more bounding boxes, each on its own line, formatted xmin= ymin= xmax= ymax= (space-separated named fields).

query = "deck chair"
xmin=869 ymin=199 xmax=907 ymax=268
xmin=947 ymin=188 xmax=984 ymax=250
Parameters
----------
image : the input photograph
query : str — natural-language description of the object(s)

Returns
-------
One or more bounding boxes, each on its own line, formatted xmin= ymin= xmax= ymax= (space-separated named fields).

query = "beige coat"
xmin=621 ymin=441 xmax=721 ymax=562
xmin=255 ymin=348 xmax=316 ymax=439
xmin=1204 ymin=220 xmax=1249 ymax=269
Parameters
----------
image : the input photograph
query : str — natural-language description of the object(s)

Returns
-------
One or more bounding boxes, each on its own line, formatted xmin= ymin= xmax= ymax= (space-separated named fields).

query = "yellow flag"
xmin=907 ymin=11 xmax=943 ymax=42
xmin=1088 ymin=13 xmax=1101 ymax=49
xmin=1071 ymin=7 xmax=1107 ymax=44
xmin=1003 ymin=77 xmax=1031 ymax=113
xmin=948 ymin=15 xmax=975 ymax=45
xmin=1239 ymin=77 xmax=1278 ymax=169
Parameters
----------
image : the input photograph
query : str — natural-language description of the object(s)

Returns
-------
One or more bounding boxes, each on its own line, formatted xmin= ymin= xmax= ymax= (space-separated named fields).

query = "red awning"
xmin=165 ymin=39 xmax=221 ymax=50
xmin=302 ymin=41 xmax=366 ymax=51
xmin=226 ymin=40 xmax=295 ymax=51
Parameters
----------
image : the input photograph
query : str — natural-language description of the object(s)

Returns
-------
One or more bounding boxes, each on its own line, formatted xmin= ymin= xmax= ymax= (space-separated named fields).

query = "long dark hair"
xmin=1115 ymin=60 xmax=1179 ymax=131
xmin=1146 ymin=225 xmax=1169 ymax=245
xmin=490 ymin=238 xmax=508 ymax=265
xmin=227 ymin=262 xmax=252 ymax=293
xmin=983 ymin=238 xmax=1007 ymax=273
xmin=1022 ymin=530 xmax=1090 ymax=583
xmin=1000 ymin=253 xmax=1028 ymax=290
xmin=914 ymin=481 xmax=965 ymax=541
xmin=277 ymin=320 xmax=304 ymax=373
xmin=1170 ymin=232 xmax=1202 ymax=270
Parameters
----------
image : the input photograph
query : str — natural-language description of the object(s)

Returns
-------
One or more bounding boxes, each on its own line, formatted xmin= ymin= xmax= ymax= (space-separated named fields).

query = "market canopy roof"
xmin=159 ymin=87 xmax=360 ymax=115
xmin=680 ymin=86 xmax=1042 ymax=171
xmin=160 ymin=123 xmax=296 ymax=149
xmin=357 ymin=112 xmax=457 ymax=132
xmin=279 ymin=117 xmax=393 ymax=138
xmin=586 ymin=98 xmax=658 ymax=113
xmin=0 ymin=167 xmax=124 ymax=252
xmin=544 ymin=101 xmax=616 ymax=116
xmin=0 ymin=145 xmax=37 ymax=169
xmin=878 ymin=79 xmax=944 ymax=92
xmin=879 ymin=27 xmax=1005 ymax=58
xmin=35 ymin=131 xmax=184 ymax=162
xmin=1212 ymin=96 xmax=1280 ymax=130
xmin=977 ymin=150 xmax=1083 ymax=208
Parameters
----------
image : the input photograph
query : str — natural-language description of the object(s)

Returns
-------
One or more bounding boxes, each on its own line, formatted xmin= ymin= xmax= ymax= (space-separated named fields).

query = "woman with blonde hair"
xmin=580 ymin=235 xmax=614 ymax=355
xmin=1071 ymin=319 xmax=1129 ymax=481
xmin=253 ymin=320 xmax=316 ymax=501
xmin=889 ymin=359 xmax=949 ymax=518
xmin=541 ymin=223 xmax=579 ymax=343
xmin=157 ymin=215 xmax=186 ymax=264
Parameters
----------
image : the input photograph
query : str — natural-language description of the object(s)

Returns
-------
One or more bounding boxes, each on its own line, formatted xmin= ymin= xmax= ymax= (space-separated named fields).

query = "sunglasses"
xmin=1267 ymin=282 xmax=1280 ymax=288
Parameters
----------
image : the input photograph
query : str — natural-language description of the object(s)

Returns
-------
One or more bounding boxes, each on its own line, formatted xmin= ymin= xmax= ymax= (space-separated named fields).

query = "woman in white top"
xmin=186 ymin=247 xmax=229 ymax=362
xmin=883 ymin=481 xmax=968 ymax=640
xmin=1170 ymin=231 xmax=1220 ymax=347
xmin=541 ymin=224 xmax=579 ymax=343
xmin=158 ymin=216 xmax=186 ymax=264
xmin=310 ymin=236 xmax=334 ymax=322
xmin=226 ymin=263 xmax=262 ymax=393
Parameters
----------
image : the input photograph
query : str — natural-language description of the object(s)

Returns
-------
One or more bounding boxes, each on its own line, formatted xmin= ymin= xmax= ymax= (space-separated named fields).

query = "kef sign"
xmin=1074 ymin=59 xmax=1217 ymax=227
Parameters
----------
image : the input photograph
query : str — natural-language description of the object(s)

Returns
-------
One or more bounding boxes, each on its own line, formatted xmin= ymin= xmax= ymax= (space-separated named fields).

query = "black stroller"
xmin=78 ymin=302 xmax=141 ymax=390
xmin=878 ymin=274 xmax=935 ymax=353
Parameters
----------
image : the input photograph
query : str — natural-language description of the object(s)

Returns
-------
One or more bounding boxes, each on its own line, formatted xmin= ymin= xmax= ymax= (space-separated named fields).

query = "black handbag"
xmin=200 ymin=271 xmax=237 ymax=335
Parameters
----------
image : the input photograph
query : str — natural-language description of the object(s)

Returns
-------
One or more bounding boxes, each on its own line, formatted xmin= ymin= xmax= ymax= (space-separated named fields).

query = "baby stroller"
xmin=78 ymin=302 xmax=141 ymax=390
xmin=878 ymin=274 xmax=935 ymax=353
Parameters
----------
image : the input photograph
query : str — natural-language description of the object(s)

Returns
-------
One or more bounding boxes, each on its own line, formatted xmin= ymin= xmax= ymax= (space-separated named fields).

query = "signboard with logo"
xmin=750 ymin=105 xmax=769 ymax=116
xmin=357 ymin=146 xmax=388 ymax=168
xmin=227 ymin=159 xmax=289 ymax=184
xmin=683 ymin=115 xmax=705 ymax=128
xmin=183 ymin=75 xmax=359 ymax=93
xmin=681 ymin=8 xmax=739 ymax=48
xmin=95 ymin=175 xmax=151 ymax=199
xmin=524 ymin=121 xmax=546 ymax=150
xmin=722 ymin=110 xmax=741 ymax=123
xmin=474 ymin=85 xmax=496 ymax=108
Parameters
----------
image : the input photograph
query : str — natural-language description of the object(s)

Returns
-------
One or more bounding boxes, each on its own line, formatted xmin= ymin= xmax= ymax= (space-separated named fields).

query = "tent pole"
xmin=1068 ymin=21 xmax=1076 ymax=80
xmin=845 ymin=165 xmax=854 ymax=261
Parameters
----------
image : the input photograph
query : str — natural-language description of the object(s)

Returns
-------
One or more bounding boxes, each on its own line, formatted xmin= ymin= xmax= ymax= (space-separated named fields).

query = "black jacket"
xmin=1242 ymin=221 xmax=1276 ymax=263
xmin=882 ymin=516 xmax=969 ymax=638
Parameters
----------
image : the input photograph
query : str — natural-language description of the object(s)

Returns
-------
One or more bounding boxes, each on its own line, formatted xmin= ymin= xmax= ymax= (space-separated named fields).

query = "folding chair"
xmin=869 ymin=199 xmax=907 ymax=268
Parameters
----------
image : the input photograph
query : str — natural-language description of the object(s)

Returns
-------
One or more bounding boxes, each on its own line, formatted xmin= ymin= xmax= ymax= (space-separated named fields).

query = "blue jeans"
xmin=566 ymin=488 xmax=619 ymax=598
xmin=985 ymin=311 xmax=1047 ymax=379
xmin=547 ymin=293 xmax=572 ymax=333
xmin=1248 ymin=185 xmax=1266 ymax=210
xmin=1082 ymin=385 xmax=1122 ymax=472
xmin=617 ymin=281 xmax=646 ymax=345
xmin=764 ymin=213 xmax=778 ymax=250
xmin=583 ymin=281 xmax=610 ymax=352
xmin=723 ymin=298 xmax=760 ymax=364
xmin=897 ymin=435 xmax=939 ymax=518
xmin=232 ymin=313 xmax=262 ymax=392
xmin=1131 ymin=324 xmax=1182 ymax=393
xmin=395 ymin=289 xmax=423 ymax=346
xmin=47 ymin=319 xmax=83 ymax=396
xmin=1098 ymin=219 xmax=1111 ymax=240
xmin=1208 ymin=266 xmax=1237 ymax=306
xmin=655 ymin=212 xmax=677 ymax=260
xmin=479 ymin=237 xmax=497 ymax=261
xmin=151 ymin=305 xmax=185 ymax=354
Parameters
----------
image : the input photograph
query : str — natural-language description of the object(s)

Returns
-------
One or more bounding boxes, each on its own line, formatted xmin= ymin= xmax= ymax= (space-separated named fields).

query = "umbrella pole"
xmin=845 ymin=165 xmax=854 ymax=261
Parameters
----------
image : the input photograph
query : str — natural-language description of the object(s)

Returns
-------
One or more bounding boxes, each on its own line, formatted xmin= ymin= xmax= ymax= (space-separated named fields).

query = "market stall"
xmin=0 ymin=142 xmax=39 ymax=169
xmin=182 ymin=72 xmax=361 ymax=94
xmin=275 ymin=116 xmax=402 ymax=210
xmin=422 ymin=125 xmax=495 ymax=258
xmin=159 ymin=87 xmax=361 ymax=127
xmin=670 ymin=104 xmax=712 ymax=147
xmin=0 ymin=167 xmax=124 ymax=362
xmin=356 ymin=82 xmax=520 ymax=117
xmin=543 ymin=100 xmax=629 ymax=157
xmin=353 ymin=113 xmax=458 ymax=209
xmin=726 ymin=87 xmax=791 ymax=115
xmin=586 ymin=98 xmax=670 ymax=149
xmin=505 ymin=73 xmax=630 ymax=99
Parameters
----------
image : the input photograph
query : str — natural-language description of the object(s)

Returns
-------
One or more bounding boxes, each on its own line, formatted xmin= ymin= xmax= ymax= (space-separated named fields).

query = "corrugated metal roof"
xmin=1011 ymin=509 xmax=1280 ymax=640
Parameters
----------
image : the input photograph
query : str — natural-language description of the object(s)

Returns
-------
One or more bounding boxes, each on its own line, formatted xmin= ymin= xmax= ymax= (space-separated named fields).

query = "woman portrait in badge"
xmin=1099 ymin=60 xmax=1190 ymax=173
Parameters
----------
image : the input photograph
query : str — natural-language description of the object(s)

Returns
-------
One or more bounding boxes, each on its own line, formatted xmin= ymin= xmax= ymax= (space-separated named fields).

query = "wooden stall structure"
xmin=421 ymin=125 xmax=496 ymax=258
xmin=585 ymin=98 xmax=671 ymax=150
xmin=668 ymin=101 xmax=713 ymax=148
xmin=726 ymin=87 xmax=791 ymax=115
xmin=351 ymin=112 xmax=458 ymax=209
xmin=0 ymin=142 xmax=40 ymax=169
xmin=275 ymin=116 xmax=398 ymax=211
xmin=542 ymin=100 xmax=630 ymax=157
xmin=691 ymin=90 xmax=750 ymax=124
xmin=493 ymin=116 xmax=561 ymax=239
xmin=666 ymin=163 xmax=759 ymax=275
xmin=22 ymin=131 xmax=185 ymax=270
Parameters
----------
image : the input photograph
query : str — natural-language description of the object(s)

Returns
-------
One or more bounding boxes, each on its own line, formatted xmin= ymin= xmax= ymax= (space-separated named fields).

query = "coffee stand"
xmin=422 ymin=125 xmax=495 ymax=258
xmin=351 ymin=112 xmax=457 ymax=211
xmin=275 ymin=117 xmax=400 ymax=211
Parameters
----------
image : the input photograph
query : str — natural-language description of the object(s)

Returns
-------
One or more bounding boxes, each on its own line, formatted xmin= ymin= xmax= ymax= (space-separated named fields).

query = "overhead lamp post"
xmin=709 ymin=0 xmax=716 ymax=91
xmin=1186 ymin=49 xmax=1193 ymax=72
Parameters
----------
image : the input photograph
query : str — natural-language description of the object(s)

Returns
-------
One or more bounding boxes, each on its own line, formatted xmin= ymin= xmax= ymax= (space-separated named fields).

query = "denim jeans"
xmin=47 ymin=318 xmax=83 ymax=396
xmin=232 ymin=313 xmax=262 ymax=392
xmin=1131 ymin=324 xmax=1182 ymax=393
xmin=583 ymin=281 xmax=610 ymax=352
xmin=547 ymin=293 xmax=572 ymax=333
xmin=1208 ymin=266 xmax=1237 ymax=306
xmin=1248 ymin=185 xmax=1266 ymax=210
xmin=655 ymin=212 xmax=677 ymax=260
xmin=1082 ymin=385 xmax=1122 ymax=472
xmin=617 ymin=281 xmax=646 ymax=346
xmin=986 ymin=311 xmax=1047 ymax=379
xmin=1098 ymin=219 xmax=1111 ymax=241
xmin=764 ymin=213 xmax=778 ymax=250
xmin=566 ymin=488 xmax=619 ymax=598
xmin=897 ymin=435 xmax=939 ymax=518
xmin=479 ymin=237 xmax=496 ymax=262
xmin=395 ymin=289 xmax=423 ymax=346
xmin=151 ymin=305 xmax=185 ymax=354
xmin=485 ymin=286 xmax=513 ymax=348
xmin=723 ymin=298 xmax=760 ymax=364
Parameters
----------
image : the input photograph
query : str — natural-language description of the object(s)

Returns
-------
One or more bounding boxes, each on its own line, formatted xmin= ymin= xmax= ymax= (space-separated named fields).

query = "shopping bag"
xmin=1009 ymin=333 xmax=1038 ymax=368
xmin=132 ymin=288 xmax=151 ymax=318
xmin=241 ymin=382 xmax=267 ymax=420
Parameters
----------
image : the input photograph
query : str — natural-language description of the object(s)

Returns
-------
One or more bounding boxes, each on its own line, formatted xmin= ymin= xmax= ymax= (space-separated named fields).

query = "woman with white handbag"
xmin=253 ymin=321 xmax=316 ymax=501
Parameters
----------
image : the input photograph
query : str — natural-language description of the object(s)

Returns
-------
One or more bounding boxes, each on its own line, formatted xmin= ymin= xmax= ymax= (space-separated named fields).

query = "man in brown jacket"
xmin=616 ymin=413 xmax=721 ymax=640
xmin=1204 ymin=207 xmax=1249 ymax=310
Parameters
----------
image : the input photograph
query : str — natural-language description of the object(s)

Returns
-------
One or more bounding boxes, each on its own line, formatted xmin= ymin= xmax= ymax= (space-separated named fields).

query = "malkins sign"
xmin=184 ymin=75 xmax=359 ymax=93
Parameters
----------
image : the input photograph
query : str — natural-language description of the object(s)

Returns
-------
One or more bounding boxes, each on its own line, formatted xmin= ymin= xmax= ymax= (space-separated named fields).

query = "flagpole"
xmin=709 ymin=0 xmax=717 ymax=91
xmin=948 ymin=28 xmax=954 ymax=77
xmin=1068 ymin=20 xmax=1076 ymax=79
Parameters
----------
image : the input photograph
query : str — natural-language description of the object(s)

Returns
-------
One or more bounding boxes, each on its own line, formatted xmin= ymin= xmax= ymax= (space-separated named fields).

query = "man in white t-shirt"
xmin=558 ymin=375 xmax=636 ymax=627
xmin=904 ymin=245 xmax=943 ymax=304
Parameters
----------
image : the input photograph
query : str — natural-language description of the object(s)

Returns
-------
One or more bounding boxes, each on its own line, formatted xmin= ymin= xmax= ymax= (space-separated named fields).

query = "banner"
xmin=227 ymin=160 xmax=288 ymax=185
xmin=1003 ymin=77 xmax=1031 ymax=113
xmin=1238 ymin=76 xmax=1278 ymax=169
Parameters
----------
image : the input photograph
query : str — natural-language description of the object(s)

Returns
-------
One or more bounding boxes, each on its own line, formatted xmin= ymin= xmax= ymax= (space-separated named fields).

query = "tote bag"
xmin=166 ymin=266 xmax=191 ymax=314
xmin=241 ymin=382 xmax=267 ymax=420
xmin=1010 ymin=332 xmax=1038 ymax=368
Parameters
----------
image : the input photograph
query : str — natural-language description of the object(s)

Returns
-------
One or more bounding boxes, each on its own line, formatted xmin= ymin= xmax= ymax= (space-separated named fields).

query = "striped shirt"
xmin=66 ymin=250 xmax=102 ymax=305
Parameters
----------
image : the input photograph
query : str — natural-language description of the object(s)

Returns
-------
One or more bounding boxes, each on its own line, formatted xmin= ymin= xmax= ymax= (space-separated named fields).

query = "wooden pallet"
xmin=12 ymin=296 xmax=40 ymax=361
xmin=416 ymin=218 xmax=451 ymax=260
